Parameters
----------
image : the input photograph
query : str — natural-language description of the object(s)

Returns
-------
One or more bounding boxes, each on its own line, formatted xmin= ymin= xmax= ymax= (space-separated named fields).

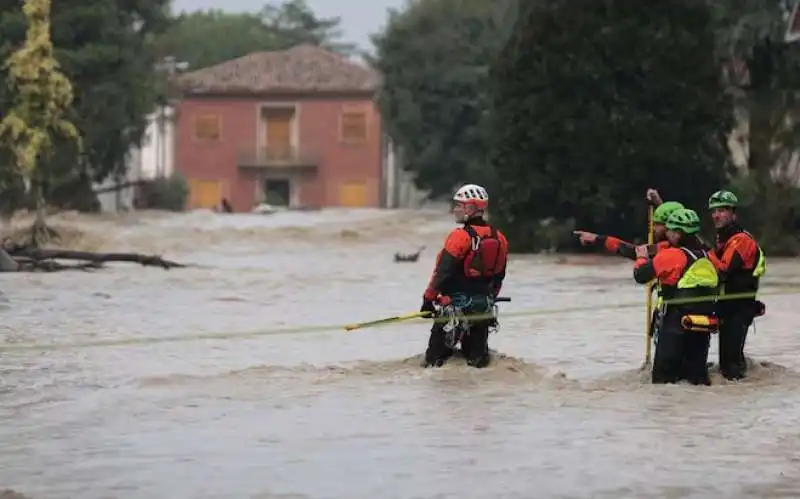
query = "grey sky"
xmin=172 ymin=0 xmax=406 ymax=52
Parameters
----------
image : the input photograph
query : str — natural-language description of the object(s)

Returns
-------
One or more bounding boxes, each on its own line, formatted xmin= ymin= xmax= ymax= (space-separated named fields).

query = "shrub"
xmin=137 ymin=173 xmax=189 ymax=212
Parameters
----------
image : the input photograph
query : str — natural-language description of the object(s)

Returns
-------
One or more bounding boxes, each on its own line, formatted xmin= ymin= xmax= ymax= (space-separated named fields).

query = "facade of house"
xmin=95 ymin=106 xmax=176 ymax=212
xmin=173 ymin=44 xmax=386 ymax=212
xmin=381 ymin=136 xmax=430 ymax=208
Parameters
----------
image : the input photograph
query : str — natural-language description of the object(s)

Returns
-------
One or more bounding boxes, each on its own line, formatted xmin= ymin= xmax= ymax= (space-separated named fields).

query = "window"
xmin=194 ymin=114 xmax=221 ymax=140
xmin=340 ymin=111 xmax=367 ymax=143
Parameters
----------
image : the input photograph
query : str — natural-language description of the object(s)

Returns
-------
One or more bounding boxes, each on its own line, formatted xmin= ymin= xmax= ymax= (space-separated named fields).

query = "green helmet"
xmin=665 ymin=208 xmax=701 ymax=234
xmin=708 ymin=190 xmax=738 ymax=210
xmin=652 ymin=201 xmax=685 ymax=224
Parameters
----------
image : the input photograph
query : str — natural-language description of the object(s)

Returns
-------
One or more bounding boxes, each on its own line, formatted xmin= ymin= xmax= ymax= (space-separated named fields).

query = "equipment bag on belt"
xmin=681 ymin=314 xmax=720 ymax=334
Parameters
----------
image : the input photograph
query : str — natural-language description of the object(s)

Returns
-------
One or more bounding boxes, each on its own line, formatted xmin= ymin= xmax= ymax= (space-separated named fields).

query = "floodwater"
xmin=1 ymin=208 xmax=800 ymax=499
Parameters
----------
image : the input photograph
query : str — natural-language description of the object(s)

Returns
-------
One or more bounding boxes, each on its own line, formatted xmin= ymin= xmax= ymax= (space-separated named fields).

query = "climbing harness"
xmin=439 ymin=294 xmax=499 ymax=349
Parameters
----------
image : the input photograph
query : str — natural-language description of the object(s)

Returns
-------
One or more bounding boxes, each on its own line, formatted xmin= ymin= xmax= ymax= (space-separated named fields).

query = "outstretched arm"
xmin=574 ymin=230 xmax=639 ymax=260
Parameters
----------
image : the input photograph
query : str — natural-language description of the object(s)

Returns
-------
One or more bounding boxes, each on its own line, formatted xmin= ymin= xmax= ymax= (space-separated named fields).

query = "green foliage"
xmin=0 ymin=0 xmax=171 ymax=214
xmin=488 ymin=0 xmax=734 ymax=252
xmin=54 ymin=175 xmax=101 ymax=212
xmin=0 ymin=0 xmax=357 ymax=217
xmin=259 ymin=0 xmax=357 ymax=56
xmin=711 ymin=0 xmax=800 ymax=253
xmin=371 ymin=0 xmax=515 ymax=197
xmin=155 ymin=10 xmax=280 ymax=70
xmin=54 ymin=0 xmax=171 ymax=185
xmin=0 ymin=166 xmax=28 ymax=217
xmin=157 ymin=0 xmax=357 ymax=70
xmin=0 ymin=0 xmax=80 ymax=186
xmin=137 ymin=173 xmax=189 ymax=212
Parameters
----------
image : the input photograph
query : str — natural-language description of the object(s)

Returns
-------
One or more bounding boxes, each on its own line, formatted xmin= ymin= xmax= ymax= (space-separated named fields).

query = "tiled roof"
xmin=175 ymin=44 xmax=379 ymax=94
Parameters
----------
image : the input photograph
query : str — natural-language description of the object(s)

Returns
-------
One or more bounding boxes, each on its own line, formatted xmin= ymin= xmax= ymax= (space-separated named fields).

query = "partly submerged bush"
xmin=137 ymin=173 xmax=189 ymax=212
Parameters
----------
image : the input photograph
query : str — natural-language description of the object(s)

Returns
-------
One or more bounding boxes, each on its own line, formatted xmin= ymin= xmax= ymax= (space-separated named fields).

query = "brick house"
xmin=173 ymin=44 xmax=383 ymax=212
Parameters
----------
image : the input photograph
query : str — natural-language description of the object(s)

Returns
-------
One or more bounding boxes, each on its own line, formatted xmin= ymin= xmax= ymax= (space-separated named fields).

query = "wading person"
xmin=420 ymin=184 xmax=508 ymax=368
xmin=706 ymin=190 xmax=766 ymax=380
xmin=573 ymin=194 xmax=686 ymax=341
xmin=633 ymin=208 xmax=719 ymax=385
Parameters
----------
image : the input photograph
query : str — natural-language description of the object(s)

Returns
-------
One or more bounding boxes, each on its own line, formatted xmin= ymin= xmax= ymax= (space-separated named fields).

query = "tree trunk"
xmin=34 ymin=181 xmax=45 ymax=229
xmin=29 ymin=180 xmax=58 ymax=247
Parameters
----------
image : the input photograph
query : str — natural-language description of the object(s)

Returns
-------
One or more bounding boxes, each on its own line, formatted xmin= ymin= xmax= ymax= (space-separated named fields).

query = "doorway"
xmin=264 ymin=179 xmax=291 ymax=206
xmin=262 ymin=107 xmax=294 ymax=161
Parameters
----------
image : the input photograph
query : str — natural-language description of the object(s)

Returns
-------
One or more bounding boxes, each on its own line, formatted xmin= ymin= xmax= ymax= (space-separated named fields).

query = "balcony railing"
xmin=237 ymin=144 xmax=319 ymax=170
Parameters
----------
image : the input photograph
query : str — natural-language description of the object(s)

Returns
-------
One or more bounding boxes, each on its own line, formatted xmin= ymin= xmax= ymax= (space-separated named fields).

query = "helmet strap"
xmin=469 ymin=207 xmax=486 ymax=220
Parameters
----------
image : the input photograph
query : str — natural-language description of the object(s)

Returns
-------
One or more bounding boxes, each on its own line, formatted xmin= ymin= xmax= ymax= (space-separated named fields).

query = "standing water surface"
xmin=1 ymin=208 xmax=799 ymax=499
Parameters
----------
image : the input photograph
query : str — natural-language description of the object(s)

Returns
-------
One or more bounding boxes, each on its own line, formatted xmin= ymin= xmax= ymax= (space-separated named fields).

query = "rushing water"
xmin=1 ymin=208 xmax=799 ymax=499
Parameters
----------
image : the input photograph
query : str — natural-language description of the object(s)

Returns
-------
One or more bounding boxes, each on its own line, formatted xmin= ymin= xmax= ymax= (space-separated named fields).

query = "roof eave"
xmin=176 ymin=87 xmax=378 ymax=100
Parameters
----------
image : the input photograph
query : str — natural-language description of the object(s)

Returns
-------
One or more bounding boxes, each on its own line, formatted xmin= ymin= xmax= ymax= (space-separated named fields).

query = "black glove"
xmin=420 ymin=299 xmax=436 ymax=316
xmin=754 ymin=300 xmax=766 ymax=317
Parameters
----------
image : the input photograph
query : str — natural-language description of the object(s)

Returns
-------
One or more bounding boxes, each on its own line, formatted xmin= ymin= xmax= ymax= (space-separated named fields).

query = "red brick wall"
xmin=296 ymin=99 xmax=383 ymax=207
xmin=175 ymin=96 xmax=382 ymax=212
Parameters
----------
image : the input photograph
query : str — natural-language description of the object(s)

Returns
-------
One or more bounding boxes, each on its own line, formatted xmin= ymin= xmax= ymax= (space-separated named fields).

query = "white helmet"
xmin=453 ymin=184 xmax=489 ymax=208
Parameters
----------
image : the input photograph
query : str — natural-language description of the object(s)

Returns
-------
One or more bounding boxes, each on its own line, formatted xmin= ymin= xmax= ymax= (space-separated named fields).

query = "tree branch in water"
xmin=0 ymin=244 xmax=186 ymax=272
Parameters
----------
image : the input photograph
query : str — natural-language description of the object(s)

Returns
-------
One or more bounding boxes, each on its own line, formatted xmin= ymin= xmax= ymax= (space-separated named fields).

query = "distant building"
xmin=173 ymin=44 xmax=387 ymax=212
xmin=95 ymin=107 xmax=175 ymax=213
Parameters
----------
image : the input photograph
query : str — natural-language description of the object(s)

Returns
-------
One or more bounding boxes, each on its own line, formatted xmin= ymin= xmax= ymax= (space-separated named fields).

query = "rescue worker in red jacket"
xmin=706 ymin=190 xmax=766 ymax=380
xmin=633 ymin=208 xmax=719 ymax=385
xmin=574 ymin=200 xmax=685 ymax=259
xmin=421 ymin=184 xmax=509 ymax=368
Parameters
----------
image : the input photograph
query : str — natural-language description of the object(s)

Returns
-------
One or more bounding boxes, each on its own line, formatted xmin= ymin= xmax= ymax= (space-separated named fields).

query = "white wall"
xmin=381 ymin=134 xmax=429 ymax=208
xmin=139 ymin=106 xmax=176 ymax=179
xmin=95 ymin=106 xmax=176 ymax=213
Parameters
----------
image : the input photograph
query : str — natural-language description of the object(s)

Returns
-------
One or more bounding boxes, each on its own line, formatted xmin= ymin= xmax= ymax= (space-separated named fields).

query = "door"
xmin=264 ymin=109 xmax=293 ymax=161
xmin=188 ymin=178 xmax=223 ymax=209
xmin=338 ymin=182 xmax=367 ymax=207
xmin=264 ymin=179 xmax=291 ymax=206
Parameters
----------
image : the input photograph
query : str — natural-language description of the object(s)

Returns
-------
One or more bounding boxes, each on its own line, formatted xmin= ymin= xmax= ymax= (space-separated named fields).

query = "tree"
xmin=51 ymin=0 xmax=171 ymax=207
xmin=155 ymin=10 xmax=282 ymax=70
xmin=157 ymin=0 xmax=357 ymax=71
xmin=260 ymin=0 xmax=358 ymax=56
xmin=371 ymin=0 xmax=515 ymax=197
xmin=0 ymin=0 xmax=171 ymax=215
xmin=712 ymin=0 xmax=800 ymax=254
xmin=488 ymin=0 xmax=734 ymax=252
xmin=0 ymin=0 xmax=81 ymax=244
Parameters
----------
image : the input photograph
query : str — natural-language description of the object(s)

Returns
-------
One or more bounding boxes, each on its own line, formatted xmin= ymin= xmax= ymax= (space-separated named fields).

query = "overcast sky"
xmin=172 ymin=0 xmax=406 ymax=53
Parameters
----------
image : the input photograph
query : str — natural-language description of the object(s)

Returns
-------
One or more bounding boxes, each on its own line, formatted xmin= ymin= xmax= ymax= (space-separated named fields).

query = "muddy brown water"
xmin=1 ymin=208 xmax=800 ymax=499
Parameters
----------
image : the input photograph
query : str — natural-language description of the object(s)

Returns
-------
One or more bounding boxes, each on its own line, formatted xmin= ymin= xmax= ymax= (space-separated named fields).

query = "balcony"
xmin=237 ymin=144 xmax=319 ymax=173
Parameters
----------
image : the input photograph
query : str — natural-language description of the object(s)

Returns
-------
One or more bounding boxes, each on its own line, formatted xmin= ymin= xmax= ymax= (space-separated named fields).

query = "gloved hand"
xmin=420 ymin=299 xmax=436 ymax=316
xmin=420 ymin=294 xmax=451 ymax=316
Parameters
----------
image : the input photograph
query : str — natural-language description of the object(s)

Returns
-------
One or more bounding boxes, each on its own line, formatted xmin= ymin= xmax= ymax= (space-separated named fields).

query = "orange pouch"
xmin=681 ymin=314 xmax=719 ymax=333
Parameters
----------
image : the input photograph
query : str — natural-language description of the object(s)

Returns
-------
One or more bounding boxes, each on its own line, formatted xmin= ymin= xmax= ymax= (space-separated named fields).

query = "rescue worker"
xmin=574 ymin=196 xmax=687 ymax=341
xmin=645 ymin=188 xmax=715 ymax=251
xmin=706 ymin=190 xmax=766 ymax=380
xmin=573 ymin=200 xmax=685 ymax=259
xmin=633 ymin=208 xmax=719 ymax=385
xmin=420 ymin=184 xmax=508 ymax=368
